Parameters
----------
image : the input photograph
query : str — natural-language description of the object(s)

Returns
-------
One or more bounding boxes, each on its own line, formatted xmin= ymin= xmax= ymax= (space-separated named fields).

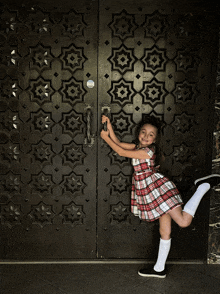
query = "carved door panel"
xmin=97 ymin=0 xmax=218 ymax=259
xmin=0 ymin=0 xmax=98 ymax=259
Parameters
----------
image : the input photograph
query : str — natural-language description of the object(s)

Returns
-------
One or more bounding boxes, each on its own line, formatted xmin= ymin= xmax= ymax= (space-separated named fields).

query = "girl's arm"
xmin=100 ymin=129 xmax=151 ymax=160
xmin=102 ymin=115 xmax=135 ymax=150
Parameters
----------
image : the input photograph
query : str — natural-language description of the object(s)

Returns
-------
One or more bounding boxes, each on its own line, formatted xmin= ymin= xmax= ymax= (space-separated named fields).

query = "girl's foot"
xmin=194 ymin=174 xmax=220 ymax=188
xmin=138 ymin=267 xmax=166 ymax=278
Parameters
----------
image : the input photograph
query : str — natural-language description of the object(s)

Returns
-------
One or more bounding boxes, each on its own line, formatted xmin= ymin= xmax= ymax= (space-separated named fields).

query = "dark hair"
xmin=134 ymin=116 xmax=161 ymax=140
xmin=134 ymin=116 xmax=162 ymax=166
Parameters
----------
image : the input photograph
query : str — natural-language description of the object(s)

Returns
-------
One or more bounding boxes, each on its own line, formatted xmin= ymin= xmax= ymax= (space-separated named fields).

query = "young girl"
xmin=100 ymin=114 xmax=220 ymax=278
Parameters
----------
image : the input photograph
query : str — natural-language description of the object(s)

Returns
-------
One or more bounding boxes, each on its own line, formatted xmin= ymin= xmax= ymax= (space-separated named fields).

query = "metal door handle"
xmin=102 ymin=106 xmax=111 ymax=131
xmin=84 ymin=106 xmax=94 ymax=147
xmin=103 ymin=122 xmax=107 ymax=131
xmin=86 ymin=108 xmax=92 ymax=144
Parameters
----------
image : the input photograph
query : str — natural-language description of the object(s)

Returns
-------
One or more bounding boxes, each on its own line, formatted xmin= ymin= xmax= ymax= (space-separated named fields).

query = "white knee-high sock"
xmin=183 ymin=183 xmax=210 ymax=217
xmin=154 ymin=238 xmax=171 ymax=272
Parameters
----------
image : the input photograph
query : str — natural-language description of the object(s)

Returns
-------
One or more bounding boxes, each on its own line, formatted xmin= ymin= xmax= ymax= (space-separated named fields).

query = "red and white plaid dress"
xmin=131 ymin=146 xmax=183 ymax=221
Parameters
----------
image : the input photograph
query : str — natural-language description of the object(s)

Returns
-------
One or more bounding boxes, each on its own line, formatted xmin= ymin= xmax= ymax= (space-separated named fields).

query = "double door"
xmin=0 ymin=0 xmax=218 ymax=260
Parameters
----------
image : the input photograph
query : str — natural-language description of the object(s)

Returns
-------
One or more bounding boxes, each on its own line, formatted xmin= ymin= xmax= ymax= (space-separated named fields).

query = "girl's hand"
xmin=102 ymin=115 xmax=111 ymax=127
xmin=100 ymin=129 xmax=110 ymax=140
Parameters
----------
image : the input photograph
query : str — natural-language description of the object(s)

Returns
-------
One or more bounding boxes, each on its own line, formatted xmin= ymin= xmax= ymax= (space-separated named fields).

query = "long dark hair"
xmin=133 ymin=116 xmax=162 ymax=166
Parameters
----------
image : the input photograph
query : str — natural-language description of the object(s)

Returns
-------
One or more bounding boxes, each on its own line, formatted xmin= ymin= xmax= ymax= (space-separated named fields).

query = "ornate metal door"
xmin=0 ymin=0 xmax=218 ymax=260
xmin=0 ymin=0 xmax=98 ymax=259
xmin=97 ymin=0 xmax=218 ymax=259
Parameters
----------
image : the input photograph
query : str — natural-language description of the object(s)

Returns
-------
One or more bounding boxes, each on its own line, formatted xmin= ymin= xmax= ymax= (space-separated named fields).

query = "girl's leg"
xmin=159 ymin=213 xmax=171 ymax=240
xmin=168 ymin=206 xmax=192 ymax=228
xmin=153 ymin=214 xmax=172 ymax=272
xmin=168 ymin=182 xmax=210 ymax=228
xmin=138 ymin=214 xmax=171 ymax=278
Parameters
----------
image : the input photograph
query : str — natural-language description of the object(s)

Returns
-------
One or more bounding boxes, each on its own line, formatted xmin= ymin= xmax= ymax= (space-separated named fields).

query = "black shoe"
xmin=194 ymin=174 xmax=220 ymax=188
xmin=138 ymin=267 xmax=166 ymax=278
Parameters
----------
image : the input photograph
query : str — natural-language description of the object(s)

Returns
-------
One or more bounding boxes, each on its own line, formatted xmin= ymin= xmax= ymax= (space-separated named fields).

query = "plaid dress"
xmin=131 ymin=146 xmax=183 ymax=221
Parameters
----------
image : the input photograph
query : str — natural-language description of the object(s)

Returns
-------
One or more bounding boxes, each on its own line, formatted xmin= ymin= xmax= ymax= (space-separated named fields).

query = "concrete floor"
xmin=1 ymin=262 xmax=220 ymax=294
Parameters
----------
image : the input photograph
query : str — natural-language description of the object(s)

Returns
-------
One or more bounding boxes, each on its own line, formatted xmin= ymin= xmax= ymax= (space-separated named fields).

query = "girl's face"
xmin=138 ymin=124 xmax=157 ymax=148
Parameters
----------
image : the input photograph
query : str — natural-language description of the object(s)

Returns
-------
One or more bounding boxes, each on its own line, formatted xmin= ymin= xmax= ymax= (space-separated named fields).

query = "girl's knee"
xmin=178 ymin=219 xmax=191 ymax=228
xmin=168 ymin=206 xmax=193 ymax=228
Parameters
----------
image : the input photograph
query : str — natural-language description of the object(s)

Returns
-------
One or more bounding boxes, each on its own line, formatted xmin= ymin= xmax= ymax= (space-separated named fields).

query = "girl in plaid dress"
xmin=100 ymin=115 xmax=220 ymax=278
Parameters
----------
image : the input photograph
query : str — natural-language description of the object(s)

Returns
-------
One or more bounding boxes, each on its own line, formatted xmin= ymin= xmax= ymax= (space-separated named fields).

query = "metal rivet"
xmin=87 ymin=80 xmax=95 ymax=88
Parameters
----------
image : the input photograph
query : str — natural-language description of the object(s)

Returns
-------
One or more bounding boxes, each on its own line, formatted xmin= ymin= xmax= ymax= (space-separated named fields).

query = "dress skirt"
xmin=131 ymin=170 xmax=183 ymax=222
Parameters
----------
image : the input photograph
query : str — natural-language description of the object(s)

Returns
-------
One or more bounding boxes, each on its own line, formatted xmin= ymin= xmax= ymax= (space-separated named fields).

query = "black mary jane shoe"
xmin=194 ymin=174 xmax=220 ymax=188
xmin=138 ymin=267 xmax=166 ymax=278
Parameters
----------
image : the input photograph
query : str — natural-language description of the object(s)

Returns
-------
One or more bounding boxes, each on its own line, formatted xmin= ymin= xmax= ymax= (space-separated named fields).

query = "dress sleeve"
xmin=144 ymin=146 xmax=154 ymax=158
